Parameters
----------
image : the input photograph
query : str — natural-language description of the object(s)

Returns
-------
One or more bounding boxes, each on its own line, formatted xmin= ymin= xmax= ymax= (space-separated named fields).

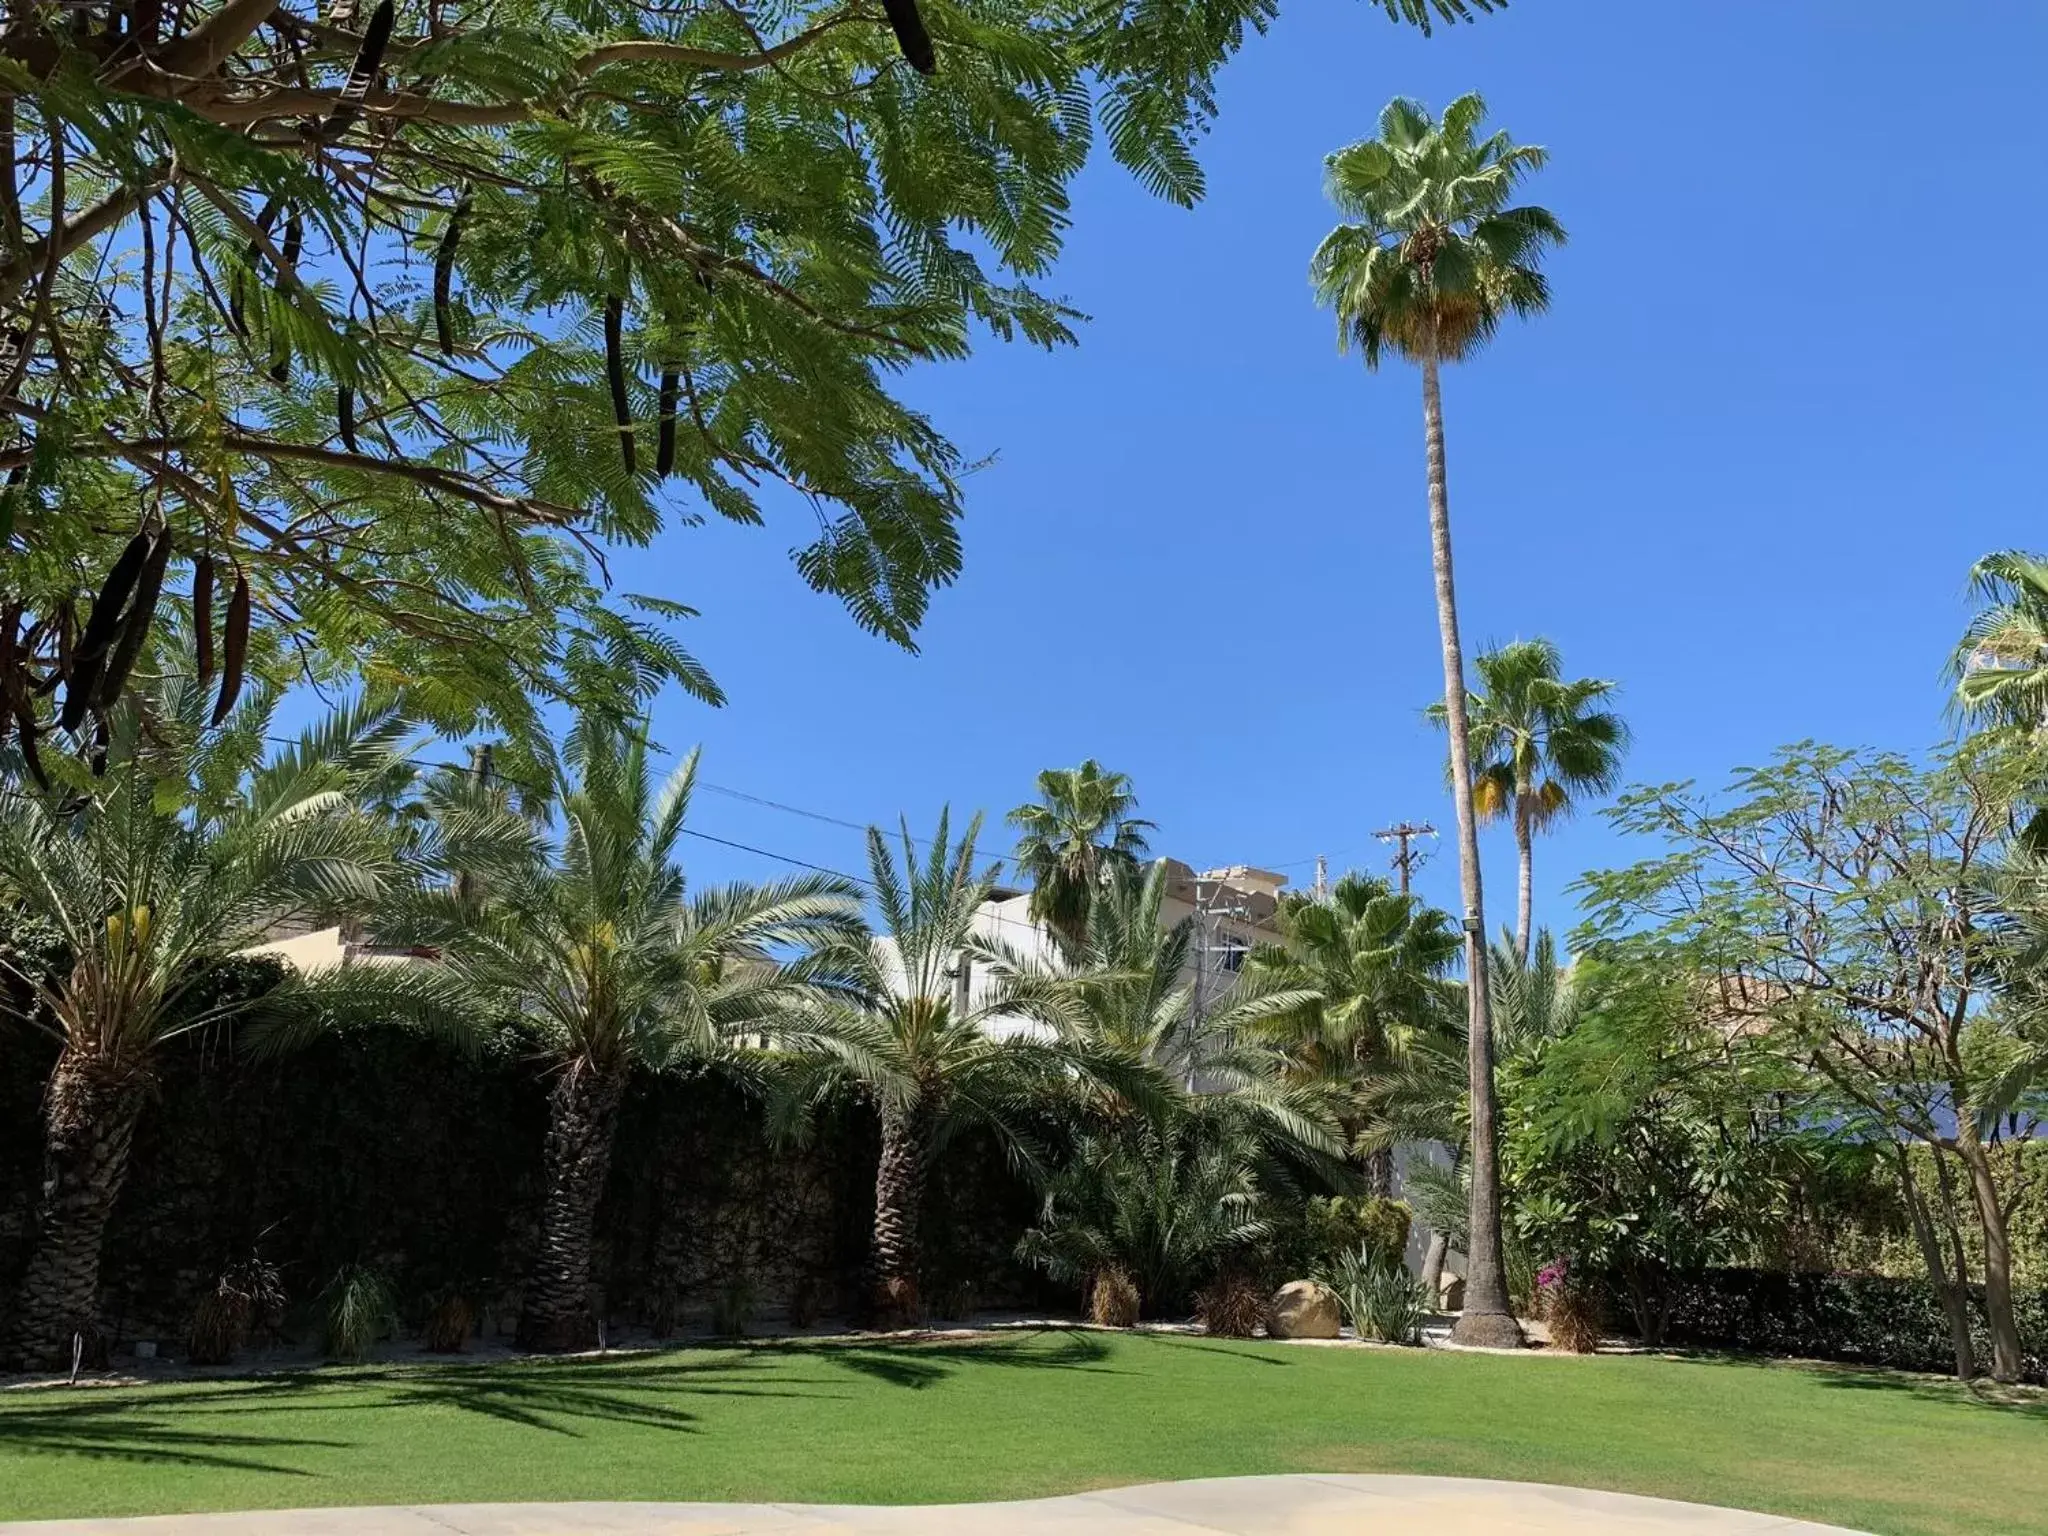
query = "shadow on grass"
xmin=1651 ymin=1348 xmax=2048 ymax=1420
xmin=0 ymin=1328 xmax=1125 ymax=1469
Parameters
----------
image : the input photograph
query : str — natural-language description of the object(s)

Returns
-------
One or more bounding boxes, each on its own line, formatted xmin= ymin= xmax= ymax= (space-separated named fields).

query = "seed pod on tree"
xmin=96 ymin=526 xmax=172 ymax=709
xmin=211 ymin=571 xmax=250 ymax=727
xmin=656 ymin=369 xmax=679 ymax=478
xmin=326 ymin=0 xmax=395 ymax=139
xmin=193 ymin=552 xmax=216 ymax=686
xmin=338 ymin=383 xmax=360 ymax=453
xmin=434 ymin=194 xmax=470 ymax=356
xmin=605 ymin=295 xmax=636 ymax=475
xmin=882 ymin=0 xmax=936 ymax=74
xmin=76 ymin=532 xmax=150 ymax=666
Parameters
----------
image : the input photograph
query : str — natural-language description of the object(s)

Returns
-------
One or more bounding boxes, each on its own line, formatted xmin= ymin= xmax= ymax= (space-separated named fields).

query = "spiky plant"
xmin=380 ymin=716 xmax=865 ymax=1352
xmin=1246 ymin=873 xmax=1461 ymax=1195
xmin=0 ymin=686 xmax=427 ymax=1371
xmin=773 ymin=810 xmax=1107 ymax=1323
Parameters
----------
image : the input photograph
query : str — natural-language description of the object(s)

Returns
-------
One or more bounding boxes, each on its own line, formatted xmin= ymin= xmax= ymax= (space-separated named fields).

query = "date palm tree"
xmin=1429 ymin=639 xmax=1628 ymax=963
xmin=774 ymin=810 xmax=1106 ymax=1323
xmin=1312 ymin=92 xmax=1565 ymax=1348
xmin=381 ymin=721 xmax=865 ymax=1352
xmin=0 ymin=687 xmax=421 ymax=1370
xmin=1007 ymin=761 xmax=1154 ymax=953
xmin=1246 ymin=873 xmax=1461 ymax=1197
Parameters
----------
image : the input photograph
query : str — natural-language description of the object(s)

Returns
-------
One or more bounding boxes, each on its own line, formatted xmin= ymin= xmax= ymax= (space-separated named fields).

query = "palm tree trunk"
xmin=6 ymin=1049 xmax=148 ymax=1371
xmin=1419 ymin=347 xmax=1521 ymax=1350
xmin=1513 ymin=775 xmax=1535 ymax=966
xmin=1419 ymin=1140 xmax=1464 ymax=1305
xmin=871 ymin=1102 xmax=929 ymax=1324
xmin=518 ymin=1057 xmax=627 ymax=1353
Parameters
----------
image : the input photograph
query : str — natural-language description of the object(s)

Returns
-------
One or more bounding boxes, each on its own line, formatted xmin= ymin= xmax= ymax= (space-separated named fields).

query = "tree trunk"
xmin=1419 ymin=348 xmax=1520 ymax=1351
xmin=1952 ymin=1125 xmax=2023 ymax=1382
xmin=871 ymin=1102 xmax=930 ymax=1325
xmin=518 ymin=1058 xmax=627 ymax=1354
xmin=1893 ymin=1145 xmax=1976 ymax=1380
xmin=6 ymin=1049 xmax=148 ymax=1372
xmin=1513 ymin=775 xmax=1535 ymax=967
xmin=1362 ymin=1143 xmax=1395 ymax=1200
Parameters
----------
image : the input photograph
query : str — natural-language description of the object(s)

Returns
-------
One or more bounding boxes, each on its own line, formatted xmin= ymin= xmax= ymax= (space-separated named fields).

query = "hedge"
xmin=1662 ymin=1267 xmax=2047 ymax=1383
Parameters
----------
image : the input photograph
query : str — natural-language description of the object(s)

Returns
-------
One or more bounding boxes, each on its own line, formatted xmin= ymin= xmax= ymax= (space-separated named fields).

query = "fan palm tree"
xmin=1953 ymin=552 xmax=2048 ymax=730
xmin=1007 ymin=761 xmax=1154 ymax=952
xmin=1311 ymin=93 xmax=1565 ymax=1348
xmin=0 ymin=688 xmax=422 ymax=1370
xmin=381 ymin=721 xmax=865 ymax=1352
xmin=775 ymin=810 xmax=1110 ymax=1322
xmin=1429 ymin=639 xmax=1628 ymax=963
xmin=1247 ymin=873 xmax=1461 ymax=1196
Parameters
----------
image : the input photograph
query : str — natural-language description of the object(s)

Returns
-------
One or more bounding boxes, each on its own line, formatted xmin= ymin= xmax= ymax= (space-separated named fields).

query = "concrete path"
xmin=0 ymin=1475 xmax=1870 ymax=1534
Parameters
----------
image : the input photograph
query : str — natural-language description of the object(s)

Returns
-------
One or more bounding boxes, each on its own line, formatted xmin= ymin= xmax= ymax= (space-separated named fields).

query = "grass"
xmin=0 ymin=1332 xmax=2042 ymax=1534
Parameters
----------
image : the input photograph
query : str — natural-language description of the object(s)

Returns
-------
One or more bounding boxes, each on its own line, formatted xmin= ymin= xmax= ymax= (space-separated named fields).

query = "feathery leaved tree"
xmin=1311 ymin=92 xmax=1564 ymax=1347
xmin=775 ymin=809 xmax=1111 ymax=1322
xmin=376 ymin=723 xmax=865 ymax=1351
xmin=0 ymin=0 xmax=1505 ymax=770
xmin=0 ymin=686 xmax=428 ymax=1369
xmin=1007 ymin=760 xmax=1153 ymax=953
xmin=1429 ymin=638 xmax=1627 ymax=962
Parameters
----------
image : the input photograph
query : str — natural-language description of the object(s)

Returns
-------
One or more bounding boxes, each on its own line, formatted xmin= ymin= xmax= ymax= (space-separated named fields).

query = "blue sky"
xmin=633 ymin=0 xmax=2047 ymax=937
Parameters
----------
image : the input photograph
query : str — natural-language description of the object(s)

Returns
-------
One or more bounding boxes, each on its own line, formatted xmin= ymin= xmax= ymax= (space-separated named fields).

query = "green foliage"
xmin=1281 ymin=1195 xmax=1411 ymax=1277
xmin=317 ymin=1264 xmax=398 ymax=1363
xmin=1663 ymin=1269 xmax=2046 ymax=1385
xmin=1006 ymin=761 xmax=1152 ymax=950
xmin=1312 ymin=93 xmax=1566 ymax=369
xmin=1018 ymin=1122 xmax=1268 ymax=1317
xmin=1325 ymin=1245 xmax=1429 ymax=1345
xmin=1499 ymin=955 xmax=1810 ymax=1343
xmin=2 ymin=0 xmax=1493 ymax=749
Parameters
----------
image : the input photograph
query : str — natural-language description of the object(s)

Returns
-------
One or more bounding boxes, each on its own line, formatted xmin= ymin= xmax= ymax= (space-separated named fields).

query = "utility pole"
xmin=1374 ymin=820 xmax=1436 ymax=895
xmin=1313 ymin=854 xmax=1328 ymax=900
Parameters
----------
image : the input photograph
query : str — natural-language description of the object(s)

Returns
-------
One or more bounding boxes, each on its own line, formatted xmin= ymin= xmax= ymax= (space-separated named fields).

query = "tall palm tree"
xmin=0 ymin=688 xmax=419 ymax=1370
xmin=1312 ymin=93 xmax=1565 ymax=1347
xmin=1359 ymin=929 xmax=1579 ymax=1298
xmin=1953 ymin=551 xmax=2048 ymax=729
xmin=1246 ymin=873 xmax=1461 ymax=1197
xmin=776 ymin=810 xmax=1105 ymax=1323
xmin=1007 ymin=761 xmax=1154 ymax=952
xmin=382 ymin=722 xmax=865 ymax=1352
xmin=1429 ymin=639 xmax=1628 ymax=963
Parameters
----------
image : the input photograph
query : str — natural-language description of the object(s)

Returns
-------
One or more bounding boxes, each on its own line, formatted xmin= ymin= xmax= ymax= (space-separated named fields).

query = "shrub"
xmin=1539 ymin=1260 xmax=1602 ymax=1353
xmin=1326 ymin=1244 xmax=1428 ymax=1345
xmin=318 ymin=1264 xmax=397 ymax=1363
xmin=1270 ymin=1196 xmax=1413 ymax=1281
xmin=1195 ymin=1271 xmax=1266 ymax=1338
xmin=1661 ymin=1267 xmax=2046 ymax=1383
xmin=710 ymin=1277 xmax=757 ymax=1338
xmin=786 ymin=1275 xmax=821 ymax=1331
xmin=1088 ymin=1267 xmax=1140 ymax=1329
xmin=185 ymin=1254 xmax=285 ymax=1365
xmin=421 ymin=1290 xmax=475 ymax=1353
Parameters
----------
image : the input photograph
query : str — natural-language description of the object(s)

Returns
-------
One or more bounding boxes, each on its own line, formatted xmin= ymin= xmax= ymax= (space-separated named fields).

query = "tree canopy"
xmin=0 ymin=0 xmax=1503 ymax=767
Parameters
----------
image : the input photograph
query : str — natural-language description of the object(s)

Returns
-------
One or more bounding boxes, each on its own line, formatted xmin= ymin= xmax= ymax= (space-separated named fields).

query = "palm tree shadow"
xmin=0 ymin=1396 xmax=344 ymax=1475
xmin=766 ymin=1327 xmax=1122 ymax=1390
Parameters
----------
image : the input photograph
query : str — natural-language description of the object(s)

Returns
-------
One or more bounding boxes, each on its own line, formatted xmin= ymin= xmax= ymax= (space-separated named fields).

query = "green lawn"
xmin=0 ymin=1332 xmax=2041 ymax=1534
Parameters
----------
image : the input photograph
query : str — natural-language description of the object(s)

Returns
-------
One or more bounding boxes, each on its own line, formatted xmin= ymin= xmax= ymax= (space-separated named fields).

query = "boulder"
xmin=1266 ymin=1279 xmax=1341 ymax=1340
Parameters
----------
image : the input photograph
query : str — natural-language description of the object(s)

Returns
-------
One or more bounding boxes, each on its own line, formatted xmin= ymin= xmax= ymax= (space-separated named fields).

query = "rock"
xmin=1438 ymin=1272 xmax=1465 ymax=1312
xmin=1266 ymin=1280 xmax=1341 ymax=1339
